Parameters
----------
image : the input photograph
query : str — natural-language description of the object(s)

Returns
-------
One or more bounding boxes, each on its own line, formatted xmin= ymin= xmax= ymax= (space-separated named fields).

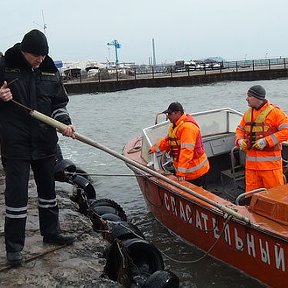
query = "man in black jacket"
xmin=0 ymin=29 xmax=76 ymax=267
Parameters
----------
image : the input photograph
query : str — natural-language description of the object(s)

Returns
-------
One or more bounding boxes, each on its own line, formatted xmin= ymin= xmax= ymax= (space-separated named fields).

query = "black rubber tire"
xmin=93 ymin=205 xmax=119 ymax=215
xmin=71 ymin=175 xmax=96 ymax=199
xmin=122 ymin=238 xmax=164 ymax=274
xmin=109 ymin=221 xmax=145 ymax=241
xmin=75 ymin=166 xmax=93 ymax=182
xmin=54 ymin=159 xmax=76 ymax=182
xmin=104 ymin=240 xmax=133 ymax=286
xmin=90 ymin=199 xmax=127 ymax=221
xmin=101 ymin=213 xmax=122 ymax=222
xmin=143 ymin=270 xmax=179 ymax=288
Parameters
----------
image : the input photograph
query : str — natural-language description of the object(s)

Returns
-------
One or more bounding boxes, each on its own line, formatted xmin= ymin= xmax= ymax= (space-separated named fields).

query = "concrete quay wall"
xmin=64 ymin=69 xmax=288 ymax=95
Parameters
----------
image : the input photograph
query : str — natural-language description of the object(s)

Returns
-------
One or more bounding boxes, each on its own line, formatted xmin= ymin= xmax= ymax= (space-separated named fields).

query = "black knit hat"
xmin=20 ymin=29 xmax=49 ymax=55
xmin=247 ymin=85 xmax=266 ymax=100
xmin=162 ymin=102 xmax=184 ymax=114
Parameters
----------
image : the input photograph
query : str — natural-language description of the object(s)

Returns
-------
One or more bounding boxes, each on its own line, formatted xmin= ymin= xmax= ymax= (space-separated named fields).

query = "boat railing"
xmin=235 ymin=188 xmax=267 ymax=205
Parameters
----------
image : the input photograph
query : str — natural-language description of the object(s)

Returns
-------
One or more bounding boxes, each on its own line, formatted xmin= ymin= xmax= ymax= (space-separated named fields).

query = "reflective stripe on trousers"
xmin=3 ymin=156 xmax=60 ymax=252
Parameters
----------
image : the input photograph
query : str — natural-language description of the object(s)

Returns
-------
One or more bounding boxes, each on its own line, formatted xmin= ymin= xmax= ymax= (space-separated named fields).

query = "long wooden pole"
xmin=12 ymin=102 xmax=250 ymax=224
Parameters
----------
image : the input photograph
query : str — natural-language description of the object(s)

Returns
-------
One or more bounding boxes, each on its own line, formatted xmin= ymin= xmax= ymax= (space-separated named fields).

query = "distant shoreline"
xmin=64 ymin=67 xmax=288 ymax=95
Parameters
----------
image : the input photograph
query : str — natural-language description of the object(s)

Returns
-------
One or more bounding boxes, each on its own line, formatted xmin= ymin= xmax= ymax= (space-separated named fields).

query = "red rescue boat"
xmin=123 ymin=108 xmax=288 ymax=288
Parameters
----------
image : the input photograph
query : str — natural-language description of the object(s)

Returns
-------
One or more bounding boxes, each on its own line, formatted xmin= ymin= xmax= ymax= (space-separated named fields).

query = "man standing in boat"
xmin=0 ymin=29 xmax=76 ymax=267
xmin=149 ymin=102 xmax=210 ymax=187
xmin=236 ymin=85 xmax=288 ymax=194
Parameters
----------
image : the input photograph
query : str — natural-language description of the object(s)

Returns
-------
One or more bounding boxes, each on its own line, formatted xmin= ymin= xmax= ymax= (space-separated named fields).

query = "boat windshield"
xmin=141 ymin=107 xmax=243 ymax=163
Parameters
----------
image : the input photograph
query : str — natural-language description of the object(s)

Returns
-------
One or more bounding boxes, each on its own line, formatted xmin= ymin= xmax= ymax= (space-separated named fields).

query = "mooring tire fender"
xmin=72 ymin=175 xmax=96 ymax=199
xmin=101 ymin=213 xmax=122 ymax=222
xmin=54 ymin=159 xmax=76 ymax=182
xmin=143 ymin=270 xmax=179 ymax=288
xmin=75 ymin=166 xmax=93 ymax=182
xmin=92 ymin=205 xmax=127 ymax=221
xmin=109 ymin=221 xmax=145 ymax=241
xmin=122 ymin=238 xmax=164 ymax=273
xmin=104 ymin=240 xmax=133 ymax=286
xmin=90 ymin=199 xmax=127 ymax=221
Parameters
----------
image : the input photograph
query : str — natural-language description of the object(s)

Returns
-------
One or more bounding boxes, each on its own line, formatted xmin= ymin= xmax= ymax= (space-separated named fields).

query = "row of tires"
xmin=54 ymin=157 xmax=179 ymax=288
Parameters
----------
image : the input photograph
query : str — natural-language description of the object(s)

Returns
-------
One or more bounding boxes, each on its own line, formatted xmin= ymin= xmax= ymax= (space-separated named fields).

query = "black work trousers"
xmin=3 ymin=156 xmax=60 ymax=253
xmin=187 ymin=173 xmax=207 ymax=189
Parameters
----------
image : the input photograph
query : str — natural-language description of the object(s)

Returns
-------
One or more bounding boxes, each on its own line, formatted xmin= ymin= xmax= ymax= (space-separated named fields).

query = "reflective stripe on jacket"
xmin=168 ymin=114 xmax=205 ymax=162
xmin=244 ymin=105 xmax=280 ymax=151
xmin=235 ymin=101 xmax=288 ymax=170
xmin=153 ymin=113 xmax=209 ymax=180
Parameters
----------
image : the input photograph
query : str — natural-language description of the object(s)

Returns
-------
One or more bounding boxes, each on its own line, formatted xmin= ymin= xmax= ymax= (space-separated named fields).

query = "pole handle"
xmin=30 ymin=109 xmax=250 ymax=224
xmin=31 ymin=110 xmax=69 ymax=131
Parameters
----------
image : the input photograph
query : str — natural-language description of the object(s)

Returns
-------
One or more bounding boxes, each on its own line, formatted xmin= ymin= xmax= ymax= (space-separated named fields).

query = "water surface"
xmin=59 ymin=79 xmax=288 ymax=287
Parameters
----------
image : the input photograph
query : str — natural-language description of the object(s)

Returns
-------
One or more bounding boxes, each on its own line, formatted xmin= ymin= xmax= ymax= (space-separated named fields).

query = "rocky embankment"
xmin=0 ymin=170 xmax=122 ymax=287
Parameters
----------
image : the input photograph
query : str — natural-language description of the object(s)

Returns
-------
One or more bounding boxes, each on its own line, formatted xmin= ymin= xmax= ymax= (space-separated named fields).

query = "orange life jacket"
xmin=168 ymin=114 xmax=205 ymax=161
xmin=244 ymin=105 xmax=281 ymax=151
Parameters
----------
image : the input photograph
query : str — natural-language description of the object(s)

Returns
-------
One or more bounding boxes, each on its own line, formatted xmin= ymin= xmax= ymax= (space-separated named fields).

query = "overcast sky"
xmin=1 ymin=0 xmax=287 ymax=64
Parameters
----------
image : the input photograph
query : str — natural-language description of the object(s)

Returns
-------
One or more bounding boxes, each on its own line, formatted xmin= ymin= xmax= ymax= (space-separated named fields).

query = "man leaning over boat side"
xmin=148 ymin=102 xmax=210 ymax=188
xmin=0 ymin=29 xmax=76 ymax=267
xmin=235 ymin=85 xmax=288 ymax=196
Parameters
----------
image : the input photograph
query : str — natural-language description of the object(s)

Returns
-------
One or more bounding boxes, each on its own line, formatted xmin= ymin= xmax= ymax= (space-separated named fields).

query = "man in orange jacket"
xmin=236 ymin=85 xmax=288 ymax=193
xmin=149 ymin=102 xmax=210 ymax=187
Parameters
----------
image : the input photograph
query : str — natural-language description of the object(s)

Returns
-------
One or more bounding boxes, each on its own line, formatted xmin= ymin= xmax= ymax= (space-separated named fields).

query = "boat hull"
xmin=129 ymin=164 xmax=288 ymax=288
xmin=123 ymin=108 xmax=288 ymax=288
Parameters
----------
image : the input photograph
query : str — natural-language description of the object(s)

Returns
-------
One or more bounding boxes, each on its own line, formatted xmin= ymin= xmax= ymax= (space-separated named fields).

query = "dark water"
xmin=58 ymin=79 xmax=288 ymax=287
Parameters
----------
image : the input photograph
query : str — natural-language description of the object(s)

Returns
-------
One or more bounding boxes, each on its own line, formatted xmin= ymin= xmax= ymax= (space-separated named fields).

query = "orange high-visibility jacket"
xmin=152 ymin=113 xmax=209 ymax=180
xmin=235 ymin=101 xmax=288 ymax=170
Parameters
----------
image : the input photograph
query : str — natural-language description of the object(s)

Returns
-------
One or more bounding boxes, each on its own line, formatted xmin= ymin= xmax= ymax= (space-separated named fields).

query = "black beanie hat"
xmin=20 ymin=29 xmax=49 ymax=55
xmin=247 ymin=85 xmax=266 ymax=100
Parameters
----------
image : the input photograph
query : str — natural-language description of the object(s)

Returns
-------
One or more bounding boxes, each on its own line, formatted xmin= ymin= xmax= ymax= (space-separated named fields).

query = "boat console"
xmin=249 ymin=184 xmax=288 ymax=225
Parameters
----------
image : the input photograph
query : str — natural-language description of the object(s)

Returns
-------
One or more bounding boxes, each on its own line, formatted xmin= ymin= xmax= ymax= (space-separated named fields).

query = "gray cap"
xmin=247 ymin=85 xmax=266 ymax=100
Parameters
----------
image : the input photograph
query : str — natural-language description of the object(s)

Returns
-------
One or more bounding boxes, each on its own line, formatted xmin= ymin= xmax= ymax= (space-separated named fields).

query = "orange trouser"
xmin=245 ymin=169 xmax=285 ymax=192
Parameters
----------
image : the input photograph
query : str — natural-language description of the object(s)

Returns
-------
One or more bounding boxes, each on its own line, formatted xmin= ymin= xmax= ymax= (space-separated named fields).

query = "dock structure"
xmin=64 ymin=66 xmax=288 ymax=94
